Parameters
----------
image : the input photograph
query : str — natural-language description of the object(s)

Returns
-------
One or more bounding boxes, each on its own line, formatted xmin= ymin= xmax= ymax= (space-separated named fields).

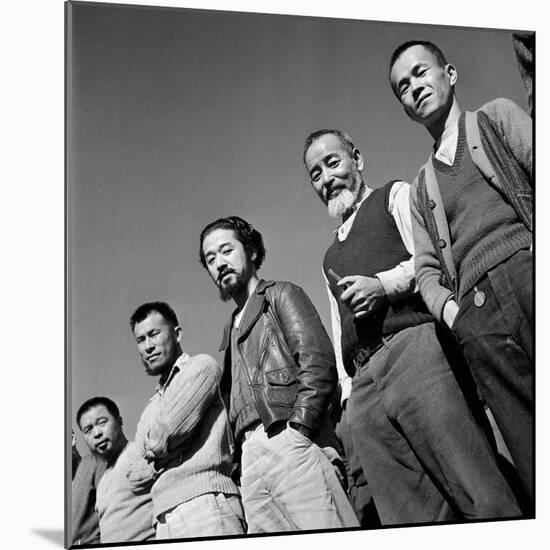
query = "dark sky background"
xmin=67 ymin=1 xmax=529 ymax=453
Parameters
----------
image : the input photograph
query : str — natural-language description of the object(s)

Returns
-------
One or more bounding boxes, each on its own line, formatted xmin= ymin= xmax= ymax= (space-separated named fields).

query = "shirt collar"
xmin=153 ymin=351 xmax=190 ymax=396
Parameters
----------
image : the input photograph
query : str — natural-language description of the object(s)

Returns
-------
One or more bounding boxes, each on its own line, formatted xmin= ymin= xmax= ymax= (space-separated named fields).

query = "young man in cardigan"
xmin=303 ymin=129 xmax=521 ymax=525
xmin=389 ymin=40 xmax=533 ymax=509
xmin=200 ymin=216 xmax=359 ymax=533
xmin=127 ymin=301 xmax=246 ymax=539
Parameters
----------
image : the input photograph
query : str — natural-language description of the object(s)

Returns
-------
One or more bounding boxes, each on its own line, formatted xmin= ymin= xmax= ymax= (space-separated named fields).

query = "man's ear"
xmin=174 ymin=325 xmax=183 ymax=344
xmin=446 ymin=63 xmax=458 ymax=87
xmin=118 ymin=416 xmax=123 ymax=426
xmin=353 ymin=148 xmax=364 ymax=172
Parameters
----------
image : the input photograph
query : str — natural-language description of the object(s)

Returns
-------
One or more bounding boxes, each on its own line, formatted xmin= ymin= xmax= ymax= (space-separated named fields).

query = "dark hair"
xmin=303 ymin=129 xmax=356 ymax=164
xmin=199 ymin=216 xmax=266 ymax=270
xmin=76 ymin=396 xmax=121 ymax=429
xmin=129 ymin=301 xmax=179 ymax=332
xmin=389 ymin=40 xmax=448 ymax=88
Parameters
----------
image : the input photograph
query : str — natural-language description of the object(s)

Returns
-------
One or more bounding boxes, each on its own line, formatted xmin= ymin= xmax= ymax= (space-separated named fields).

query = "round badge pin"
xmin=474 ymin=290 xmax=486 ymax=307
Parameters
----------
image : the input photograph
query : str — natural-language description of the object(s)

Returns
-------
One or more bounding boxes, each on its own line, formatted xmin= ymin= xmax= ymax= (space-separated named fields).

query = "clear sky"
xmin=67 ymin=1 xmax=529 ymax=454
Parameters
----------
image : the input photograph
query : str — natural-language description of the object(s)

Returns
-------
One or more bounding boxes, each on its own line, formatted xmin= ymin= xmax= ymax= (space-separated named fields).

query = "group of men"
xmin=71 ymin=39 xmax=533 ymax=545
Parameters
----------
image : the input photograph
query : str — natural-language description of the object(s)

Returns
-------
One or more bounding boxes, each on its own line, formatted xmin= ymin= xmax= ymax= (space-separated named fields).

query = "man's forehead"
xmin=203 ymin=228 xmax=239 ymax=251
xmin=135 ymin=311 xmax=171 ymax=332
xmin=305 ymin=134 xmax=349 ymax=165
xmin=81 ymin=404 xmax=111 ymax=424
xmin=393 ymin=45 xmax=439 ymax=73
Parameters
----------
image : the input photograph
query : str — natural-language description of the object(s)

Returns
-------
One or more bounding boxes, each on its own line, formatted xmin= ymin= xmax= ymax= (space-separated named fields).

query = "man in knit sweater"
xmin=127 ymin=301 xmax=245 ymax=539
xmin=76 ymin=396 xmax=155 ymax=543
xmin=389 ymin=40 xmax=533 ymax=509
xmin=303 ymin=129 xmax=521 ymax=525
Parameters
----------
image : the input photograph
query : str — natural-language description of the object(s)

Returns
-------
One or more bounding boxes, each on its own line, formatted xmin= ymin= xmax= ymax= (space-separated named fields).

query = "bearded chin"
xmin=218 ymin=275 xmax=247 ymax=302
xmin=328 ymin=188 xmax=357 ymax=219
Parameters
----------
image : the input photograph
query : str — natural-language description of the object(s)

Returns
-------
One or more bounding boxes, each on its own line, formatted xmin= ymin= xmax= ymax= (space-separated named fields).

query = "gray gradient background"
xmin=67 ymin=1 xmax=530 ymax=454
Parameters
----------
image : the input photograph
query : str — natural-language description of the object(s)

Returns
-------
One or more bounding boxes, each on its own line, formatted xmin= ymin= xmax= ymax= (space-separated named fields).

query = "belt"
xmin=352 ymin=333 xmax=394 ymax=373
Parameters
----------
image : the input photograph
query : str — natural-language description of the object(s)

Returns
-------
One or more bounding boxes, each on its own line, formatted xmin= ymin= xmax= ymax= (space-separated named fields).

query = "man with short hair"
xmin=303 ymin=128 xmax=521 ymax=524
xmin=389 ymin=40 xmax=533 ymax=508
xmin=76 ymin=396 xmax=155 ymax=543
xmin=127 ymin=302 xmax=245 ymax=539
xmin=199 ymin=216 xmax=359 ymax=533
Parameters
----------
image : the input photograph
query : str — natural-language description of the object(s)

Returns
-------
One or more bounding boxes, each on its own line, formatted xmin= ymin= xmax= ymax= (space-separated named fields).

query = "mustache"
xmin=217 ymin=268 xmax=235 ymax=284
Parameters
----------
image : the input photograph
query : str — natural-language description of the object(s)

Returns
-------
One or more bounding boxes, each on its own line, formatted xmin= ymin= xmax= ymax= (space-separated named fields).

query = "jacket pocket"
xmin=264 ymin=366 xmax=299 ymax=406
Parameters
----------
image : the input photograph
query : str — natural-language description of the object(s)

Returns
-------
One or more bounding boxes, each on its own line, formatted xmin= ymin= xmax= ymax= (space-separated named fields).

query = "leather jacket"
xmin=219 ymin=279 xmax=337 ymax=442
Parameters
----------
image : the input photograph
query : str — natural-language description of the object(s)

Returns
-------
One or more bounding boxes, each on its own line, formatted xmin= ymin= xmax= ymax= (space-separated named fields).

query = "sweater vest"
xmin=323 ymin=182 xmax=431 ymax=376
xmin=433 ymin=115 xmax=531 ymax=301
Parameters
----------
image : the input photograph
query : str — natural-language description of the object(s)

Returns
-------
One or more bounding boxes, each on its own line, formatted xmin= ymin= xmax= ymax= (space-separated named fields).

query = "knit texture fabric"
xmin=131 ymin=353 xmax=240 ymax=520
xmin=96 ymin=442 xmax=156 ymax=543
xmin=434 ymin=116 xmax=531 ymax=301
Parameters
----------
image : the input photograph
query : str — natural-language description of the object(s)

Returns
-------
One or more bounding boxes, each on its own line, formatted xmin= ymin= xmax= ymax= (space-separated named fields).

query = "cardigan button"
xmin=438 ymin=239 xmax=447 ymax=249
xmin=429 ymin=199 xmax=436 ymax=209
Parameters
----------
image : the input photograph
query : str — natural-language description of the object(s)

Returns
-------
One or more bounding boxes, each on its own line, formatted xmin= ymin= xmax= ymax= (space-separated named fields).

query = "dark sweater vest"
xmin=323 ymin=182 xmax=431 ymax=376
xmin=433 ymin=115 xmax=531 ymax=301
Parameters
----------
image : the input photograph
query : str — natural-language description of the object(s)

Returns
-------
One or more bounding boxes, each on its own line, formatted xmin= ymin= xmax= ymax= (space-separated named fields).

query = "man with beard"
xmin=127 ymin=302 xmax=245 ymax=539
xmin=389 ymin=40 xmax=533 ymax=509
xmin=302 ymin=129 xmax=521 ymax=524
xmin=199 ymin=216 xmax=359 ymax=533
xmin=76 ymin=396 xmax=155 ymax=543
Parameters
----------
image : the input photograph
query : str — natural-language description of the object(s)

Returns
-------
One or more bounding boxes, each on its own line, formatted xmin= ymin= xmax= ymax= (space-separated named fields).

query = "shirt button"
xmin=429 ymin=199 xmax=436 ymax=209
xmin=438 ymin=239 xmax=447 ymax=249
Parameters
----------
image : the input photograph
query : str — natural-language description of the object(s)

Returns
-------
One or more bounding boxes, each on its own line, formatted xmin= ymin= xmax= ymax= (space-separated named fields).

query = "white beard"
xmin=328 ymin=188 xmax=357 ymax=219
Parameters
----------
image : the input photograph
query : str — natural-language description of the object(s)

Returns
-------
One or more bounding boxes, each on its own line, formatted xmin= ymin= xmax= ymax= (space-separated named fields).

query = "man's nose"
xmin=216 ymin=254 xmax=228 ymax=271
xmin=92 ymin=426 xmax=103 ymax=439
xmin=145 ymin=337 xmax=155 ymax=352
xmin=411 ymin=78 xmax=423 ymax=99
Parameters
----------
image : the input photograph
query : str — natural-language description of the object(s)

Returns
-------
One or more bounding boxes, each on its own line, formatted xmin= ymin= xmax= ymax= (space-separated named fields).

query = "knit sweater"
xmin=70 ymin=453 xmax=106 ymax=546
xmin=96 ymin=442 xmax=155 ymax=543
xmin=410 ymin=97 xmax=532 ymax=320
xmin=128 ymin=353 xmax=240 ymax=519
xmin=434 ymin=115 xmax=531 ymax=301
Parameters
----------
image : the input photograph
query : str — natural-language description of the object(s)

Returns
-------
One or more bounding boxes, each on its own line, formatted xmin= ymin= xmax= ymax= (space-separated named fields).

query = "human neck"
xmin=107 ymin=436 xmax=128 ymax=466
xmin=233 ymin=274 xmax=260 ymax=311
xmin=428 ymin=97 xmax=462 ymax=143
xmin=341 ymin=183 xmax=368 ymax=223
xmin=158 ymin=349 xmax=183 ymax=386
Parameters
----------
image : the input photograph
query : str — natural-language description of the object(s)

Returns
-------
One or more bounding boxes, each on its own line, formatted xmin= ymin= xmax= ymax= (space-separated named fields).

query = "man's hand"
xmin=442 ymin=299 xmax=459 ymax=330
xmin=338 ymin=275 xmax=386 ymax=319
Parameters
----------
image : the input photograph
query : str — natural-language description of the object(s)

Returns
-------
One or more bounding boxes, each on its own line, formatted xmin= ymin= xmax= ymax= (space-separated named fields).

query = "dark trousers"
xmin=334 ymin=406 xmax=381 ymax=528
xmin=453 ymin=248 xmax=533 ymax=509
xmin=348 ymin=322 xmax=522 ymax=525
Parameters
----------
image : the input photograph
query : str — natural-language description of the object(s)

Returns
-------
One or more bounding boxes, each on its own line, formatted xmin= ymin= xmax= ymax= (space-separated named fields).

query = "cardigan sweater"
xmin=433 ymin=115 xmax=531 ymax=301
xmin=96 ymin=442 xmax=155 ymax=543
xmin=71 ymin=452 xmax=106 ymax=546
xmin=410 ymin=98 xmax=532 ymax=321
xmin=128 ymin=353 xmax=240 ymax=520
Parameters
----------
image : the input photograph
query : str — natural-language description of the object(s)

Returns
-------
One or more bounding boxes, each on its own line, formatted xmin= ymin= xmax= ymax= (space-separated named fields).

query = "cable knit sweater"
xmin=128 ymin=353 xmax=240 ymax=520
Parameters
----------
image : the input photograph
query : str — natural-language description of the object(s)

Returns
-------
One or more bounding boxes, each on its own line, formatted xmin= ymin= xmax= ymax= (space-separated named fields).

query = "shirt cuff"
xmin=340 ymin=376 xmax=352 ymax=405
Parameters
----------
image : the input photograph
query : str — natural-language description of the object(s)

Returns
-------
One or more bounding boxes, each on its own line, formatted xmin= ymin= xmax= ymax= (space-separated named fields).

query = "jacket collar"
xmin=219 ymin=279 xmax=276 ymax=351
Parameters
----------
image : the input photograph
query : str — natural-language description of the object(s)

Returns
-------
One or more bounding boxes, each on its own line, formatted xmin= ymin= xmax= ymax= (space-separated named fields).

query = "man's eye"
xmin=400 ymin=84 xmax=409 ymax=96
xmin=223 ymin=249 xmax=232 ymax=255
xmin=311 ymin=172 xmax=320 ymax=183
xmin=328 ymin=159 xmax=340 ymax=168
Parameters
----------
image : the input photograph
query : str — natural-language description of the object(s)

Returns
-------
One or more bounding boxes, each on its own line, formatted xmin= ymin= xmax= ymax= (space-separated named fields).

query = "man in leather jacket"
xmin=200 ymin=215 xmax=359 ymax=533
